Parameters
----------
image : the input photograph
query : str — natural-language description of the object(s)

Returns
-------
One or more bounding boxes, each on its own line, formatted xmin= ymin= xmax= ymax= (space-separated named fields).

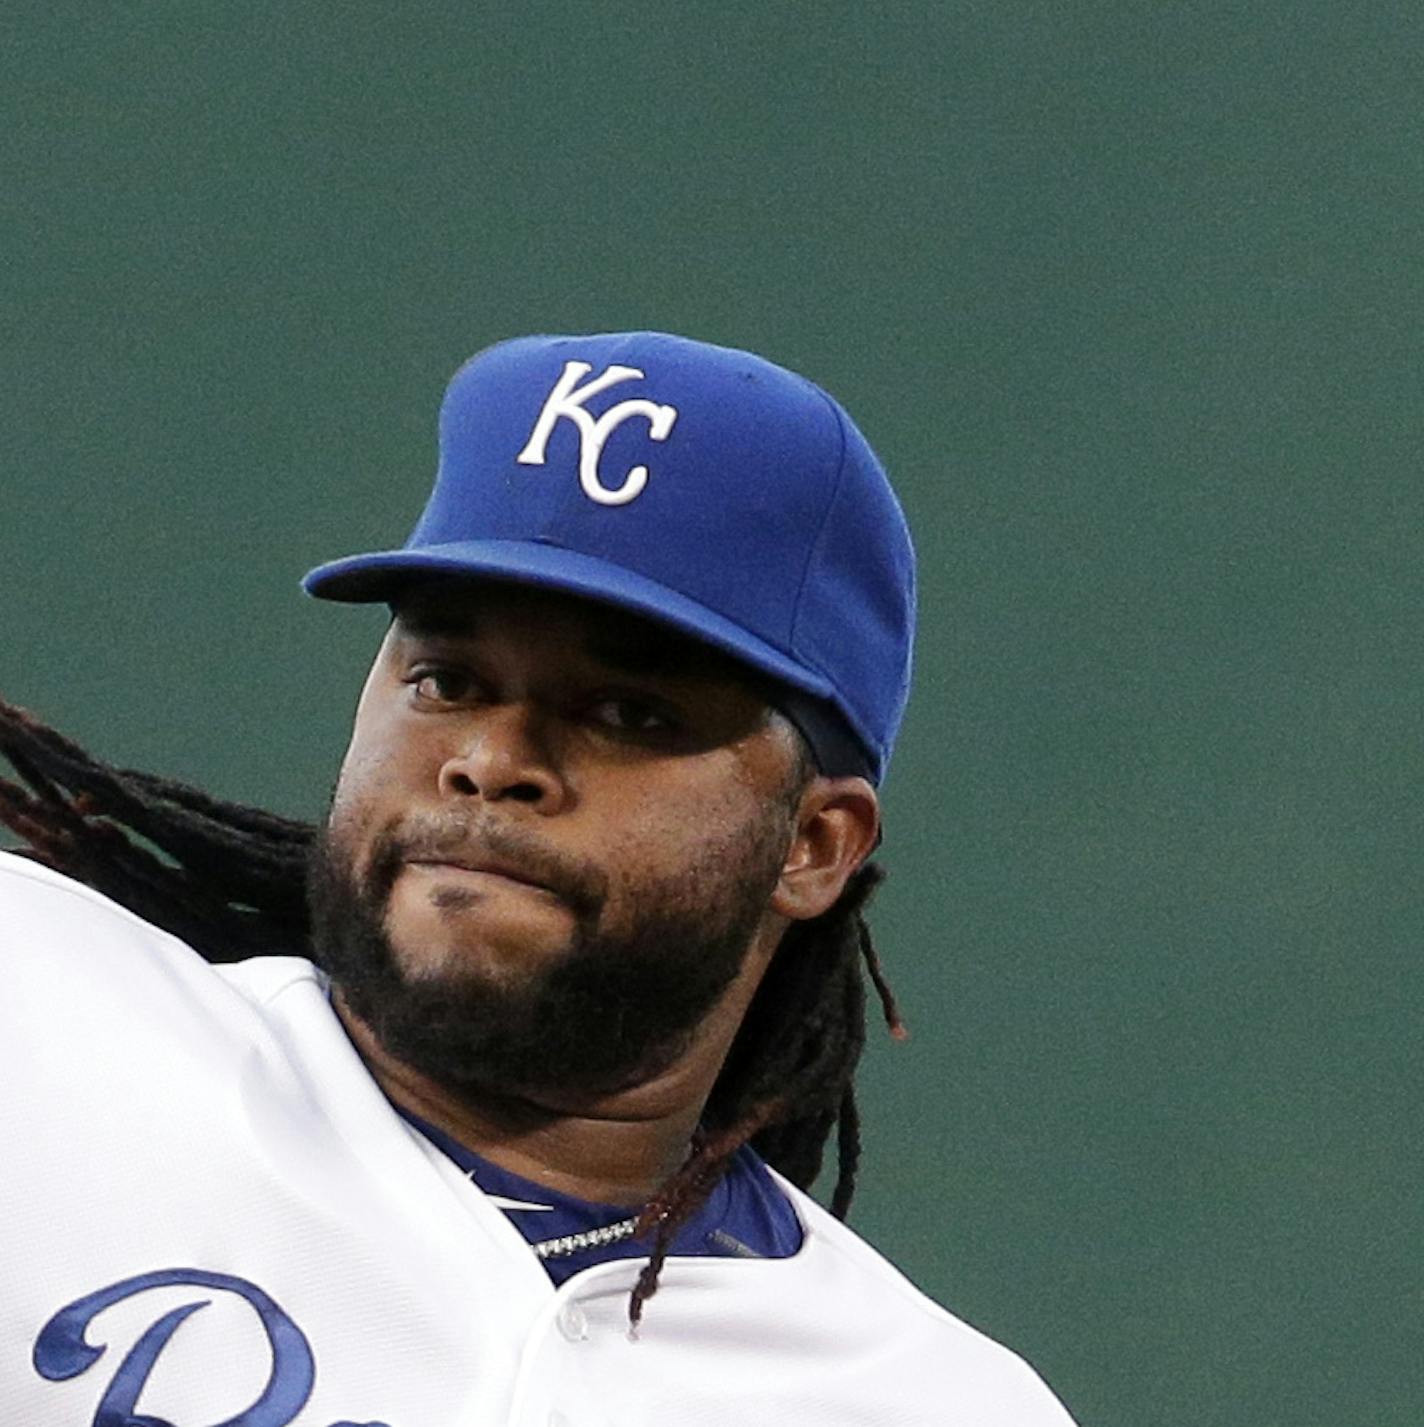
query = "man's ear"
xmin=771 ymin=777 xmax=881 ymax=921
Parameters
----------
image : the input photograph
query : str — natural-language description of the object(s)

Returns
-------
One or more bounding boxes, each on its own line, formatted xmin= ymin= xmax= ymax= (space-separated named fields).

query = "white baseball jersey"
xmin=0 ymin=850 xmax=1076 ymax=1426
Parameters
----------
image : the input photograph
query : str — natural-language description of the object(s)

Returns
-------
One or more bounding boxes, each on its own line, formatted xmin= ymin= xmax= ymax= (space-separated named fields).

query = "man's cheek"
xmin=328 ymin=732 xmax=421 ymax=838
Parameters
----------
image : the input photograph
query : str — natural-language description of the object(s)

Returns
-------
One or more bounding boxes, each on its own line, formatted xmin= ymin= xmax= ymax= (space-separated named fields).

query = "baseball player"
xmin=0 ymin=332 xmax=1077 ymax=1425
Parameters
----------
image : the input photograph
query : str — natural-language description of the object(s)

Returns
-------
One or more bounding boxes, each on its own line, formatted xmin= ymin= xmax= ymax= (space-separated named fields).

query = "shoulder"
xmin=770 ymin=1173 xmax=1078 ymax=1425
xmin=0 ymin=849 xmax=191 ymax=980
xmin=0 ymin=847 xmax=318 ymax=1029
xmin=0 ymin=847 xmax=150 ymax=922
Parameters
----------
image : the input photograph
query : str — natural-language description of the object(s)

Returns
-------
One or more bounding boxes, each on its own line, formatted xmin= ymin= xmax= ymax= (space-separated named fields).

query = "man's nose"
xmin=436 ymin=704 xmax=567 ymax=811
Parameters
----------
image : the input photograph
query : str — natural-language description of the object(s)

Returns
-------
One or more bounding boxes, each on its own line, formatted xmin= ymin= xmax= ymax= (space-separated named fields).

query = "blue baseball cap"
xmin=302 ymin=332 xmax=915 ymax=784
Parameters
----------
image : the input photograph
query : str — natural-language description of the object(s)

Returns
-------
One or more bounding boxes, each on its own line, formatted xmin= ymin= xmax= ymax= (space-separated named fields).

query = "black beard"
xmin=305 ymin=811 xmax=790 ymax=1105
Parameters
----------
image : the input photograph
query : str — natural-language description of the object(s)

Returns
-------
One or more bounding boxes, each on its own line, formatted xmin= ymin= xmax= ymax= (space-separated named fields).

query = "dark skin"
xmin=328 ymin=580 xmax=880 ymax=1206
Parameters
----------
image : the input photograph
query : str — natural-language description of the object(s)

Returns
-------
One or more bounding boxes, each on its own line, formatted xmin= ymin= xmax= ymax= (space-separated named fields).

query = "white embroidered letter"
xmin=516 ymin=361 xmax=678 ymax=505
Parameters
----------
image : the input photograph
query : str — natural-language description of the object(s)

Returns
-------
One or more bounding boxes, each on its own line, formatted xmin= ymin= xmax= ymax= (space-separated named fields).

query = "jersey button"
xmin=557 ymin=1302 xmax=589 ymax=1342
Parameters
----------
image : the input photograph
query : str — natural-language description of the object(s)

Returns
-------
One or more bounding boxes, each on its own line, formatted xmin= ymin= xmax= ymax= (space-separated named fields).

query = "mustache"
xmin=365 ymin=814 xmax=608 ymax=919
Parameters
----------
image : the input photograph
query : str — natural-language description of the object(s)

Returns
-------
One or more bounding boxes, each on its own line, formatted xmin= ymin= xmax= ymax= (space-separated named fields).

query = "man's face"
xmin=310 ymin=578 xmax=809 ymax=1105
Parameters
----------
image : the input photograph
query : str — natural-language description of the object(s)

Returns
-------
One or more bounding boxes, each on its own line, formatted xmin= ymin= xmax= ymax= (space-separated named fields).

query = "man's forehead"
xmin=389 ymin=578 xmax=765 ymax=685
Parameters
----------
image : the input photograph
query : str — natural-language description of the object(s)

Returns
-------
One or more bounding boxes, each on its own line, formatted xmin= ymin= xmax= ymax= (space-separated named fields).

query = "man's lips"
xmin=402 ymin=855 xmax=555 ymax=895
xmin=384 ymin=822 xmax=605 ymax=916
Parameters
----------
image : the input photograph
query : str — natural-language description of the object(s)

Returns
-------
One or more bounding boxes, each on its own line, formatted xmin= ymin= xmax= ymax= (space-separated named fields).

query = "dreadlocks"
xmin=0 ymin=694 xmax=905 ymax=1326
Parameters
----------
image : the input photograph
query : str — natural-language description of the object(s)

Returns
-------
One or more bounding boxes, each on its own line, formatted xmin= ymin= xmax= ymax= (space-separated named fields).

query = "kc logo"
xmin=516 ymin=361 xmax=678 ymax=506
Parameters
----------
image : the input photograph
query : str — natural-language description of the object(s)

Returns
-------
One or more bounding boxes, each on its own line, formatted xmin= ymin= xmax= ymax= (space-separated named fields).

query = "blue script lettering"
xmin=33 ymin=1267 xmax=317 ymax=1427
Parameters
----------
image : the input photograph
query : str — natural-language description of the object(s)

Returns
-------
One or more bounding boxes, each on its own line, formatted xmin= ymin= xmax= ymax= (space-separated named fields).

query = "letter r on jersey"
xmin=516 ymin=361 xmax=678 ymax=505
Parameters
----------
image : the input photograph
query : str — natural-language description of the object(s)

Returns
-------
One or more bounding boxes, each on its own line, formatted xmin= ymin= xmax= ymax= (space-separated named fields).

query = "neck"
xmin=332 ymin=916 xmax=786 ymax=1204
xmin=334 ymin=993 xmax=726 ymax=1206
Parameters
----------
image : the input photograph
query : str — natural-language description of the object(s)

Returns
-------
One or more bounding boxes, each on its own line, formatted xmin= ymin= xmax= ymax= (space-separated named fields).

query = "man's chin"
xmin=308 ymin=817 xmax=777 ymax=1113
xmin=383 ymin=881 xmax=577 ymax=983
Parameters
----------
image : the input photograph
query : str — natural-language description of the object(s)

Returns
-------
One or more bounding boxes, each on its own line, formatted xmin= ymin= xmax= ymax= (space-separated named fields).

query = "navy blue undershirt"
xmin=399 ymin=1107 xmax=802 ymax=1285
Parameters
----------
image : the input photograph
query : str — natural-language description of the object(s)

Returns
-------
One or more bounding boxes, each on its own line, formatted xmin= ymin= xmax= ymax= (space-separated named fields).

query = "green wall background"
xmin=4 ymin=5 xmax=1420 ymax=1424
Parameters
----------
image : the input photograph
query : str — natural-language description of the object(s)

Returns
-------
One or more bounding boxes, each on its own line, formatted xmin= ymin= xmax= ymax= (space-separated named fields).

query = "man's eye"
xmin=406 ymin=667 xmax=475 ymax=704
xmin=588 ymin=697 xmax=677 ymax=734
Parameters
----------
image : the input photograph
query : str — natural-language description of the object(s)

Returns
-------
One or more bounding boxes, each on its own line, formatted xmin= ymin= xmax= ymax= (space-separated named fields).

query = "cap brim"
xmin=302 ymin=540 xmax=839 ymax=706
